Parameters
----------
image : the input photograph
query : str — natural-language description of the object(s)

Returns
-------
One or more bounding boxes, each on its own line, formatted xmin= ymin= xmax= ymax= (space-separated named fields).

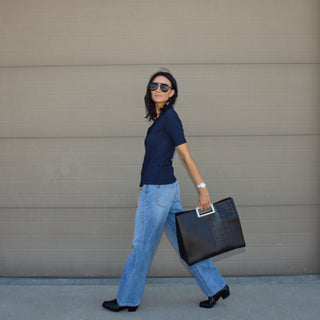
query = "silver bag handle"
xmin=196 ymin=203 xmax=215 ymax=218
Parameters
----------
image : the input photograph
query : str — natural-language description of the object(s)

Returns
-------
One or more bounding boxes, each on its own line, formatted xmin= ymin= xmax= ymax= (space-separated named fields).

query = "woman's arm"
xmin=176 ymin=143 xmax=211 ymax=211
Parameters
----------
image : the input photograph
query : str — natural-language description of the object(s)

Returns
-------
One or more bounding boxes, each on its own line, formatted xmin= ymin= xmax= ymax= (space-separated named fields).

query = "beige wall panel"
xmin=0 ymin=0 xmax=319 ymax=277
xmin=0 ymin=0 xmax=319 ymax=66
xmin=0 ymin=205 xmax=318 ymax=276
xmin=0 ymin=64 xmax=319 ymax=138
xmin=0 ymin=136 xmax=319 ymax=208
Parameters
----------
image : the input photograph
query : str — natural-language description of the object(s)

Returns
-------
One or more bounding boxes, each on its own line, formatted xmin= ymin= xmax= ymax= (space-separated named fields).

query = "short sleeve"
xmin=164 ymin=109 xmax=187 ymax=146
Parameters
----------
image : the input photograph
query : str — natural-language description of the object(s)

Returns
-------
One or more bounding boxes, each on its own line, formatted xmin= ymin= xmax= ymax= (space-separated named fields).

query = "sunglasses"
xmin=149 ymin=82 xmax=171 ymax=93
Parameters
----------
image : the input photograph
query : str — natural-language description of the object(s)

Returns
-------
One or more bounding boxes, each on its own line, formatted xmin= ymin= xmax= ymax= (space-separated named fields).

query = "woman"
xmin=102 ymin=71 xmax=229 ymax=312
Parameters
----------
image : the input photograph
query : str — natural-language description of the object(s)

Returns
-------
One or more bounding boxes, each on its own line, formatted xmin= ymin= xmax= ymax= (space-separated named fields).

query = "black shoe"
xmin=102 ymin=299 xmax=138 ymax=312
xmin=199 ymin=285 xmax=230 ymax=308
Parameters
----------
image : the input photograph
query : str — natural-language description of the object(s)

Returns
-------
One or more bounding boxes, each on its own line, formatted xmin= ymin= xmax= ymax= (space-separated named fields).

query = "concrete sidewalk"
xmin=0 ymin=275 xmax=319 ymax=320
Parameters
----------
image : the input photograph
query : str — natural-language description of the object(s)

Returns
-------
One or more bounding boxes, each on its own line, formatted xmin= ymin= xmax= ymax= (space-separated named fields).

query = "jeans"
xmin=116 ymin=181 xmax=227 ymax=307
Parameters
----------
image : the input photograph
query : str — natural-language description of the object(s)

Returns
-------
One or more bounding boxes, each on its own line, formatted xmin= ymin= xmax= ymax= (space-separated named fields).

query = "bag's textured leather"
xmin=175 ymin=197 xmax=246 ymax=266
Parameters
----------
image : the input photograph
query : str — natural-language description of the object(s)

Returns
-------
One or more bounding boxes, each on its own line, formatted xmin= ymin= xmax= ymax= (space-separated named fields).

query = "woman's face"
xmin=150 ymin=76 xmax=175 ymax=104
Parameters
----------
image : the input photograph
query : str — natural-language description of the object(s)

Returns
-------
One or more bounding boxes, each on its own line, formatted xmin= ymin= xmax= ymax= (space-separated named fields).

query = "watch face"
xmin=199 ymin=183 xmax=206 ymax=188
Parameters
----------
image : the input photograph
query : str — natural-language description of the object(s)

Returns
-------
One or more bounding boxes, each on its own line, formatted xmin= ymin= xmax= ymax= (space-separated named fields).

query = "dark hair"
xmin=144 ymin=71 xmax=178 ymax=122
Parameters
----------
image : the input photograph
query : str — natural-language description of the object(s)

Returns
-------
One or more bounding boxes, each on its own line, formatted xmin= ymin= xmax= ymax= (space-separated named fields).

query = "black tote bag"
xmin=175 ymin=197 xmax=245 ymax=266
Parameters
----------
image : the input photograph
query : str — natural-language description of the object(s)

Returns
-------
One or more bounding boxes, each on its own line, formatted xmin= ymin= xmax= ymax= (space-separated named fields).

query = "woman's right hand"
xmin=197 ymin=187 xmax=211 ymax=211
xmin=136 ymin=195 xmax=139 ymax=207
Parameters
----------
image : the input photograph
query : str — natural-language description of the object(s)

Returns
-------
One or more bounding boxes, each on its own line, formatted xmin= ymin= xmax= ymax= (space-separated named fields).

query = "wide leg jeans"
xmin=116 ymin=181 xmax=227 ymax=307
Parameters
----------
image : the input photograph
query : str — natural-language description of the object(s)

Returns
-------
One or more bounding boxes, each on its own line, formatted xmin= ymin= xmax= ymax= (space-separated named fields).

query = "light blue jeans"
xmin=116 ymin=181 xmax=227 ymax=307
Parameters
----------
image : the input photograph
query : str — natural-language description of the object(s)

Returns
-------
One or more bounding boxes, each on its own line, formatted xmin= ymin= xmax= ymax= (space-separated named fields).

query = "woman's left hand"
xmin=197 ymin=188 xmax=211 ymax=211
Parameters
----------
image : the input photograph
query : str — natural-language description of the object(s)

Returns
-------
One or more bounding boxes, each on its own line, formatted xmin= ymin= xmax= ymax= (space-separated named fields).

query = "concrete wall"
xmin=0 ymin=0 xmax=319 ymax=276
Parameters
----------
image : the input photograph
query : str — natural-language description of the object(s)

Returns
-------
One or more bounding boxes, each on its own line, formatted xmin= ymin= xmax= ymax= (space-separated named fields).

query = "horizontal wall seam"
xmin=1 ymin=134 xmax=320 ymax=140
xmin=1 ymin=62 xmax=320 ymax=69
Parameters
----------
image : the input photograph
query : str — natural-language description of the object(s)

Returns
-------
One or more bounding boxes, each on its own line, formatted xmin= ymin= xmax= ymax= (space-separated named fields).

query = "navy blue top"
xmin=140 ymin=107 xmax=187 ymax=186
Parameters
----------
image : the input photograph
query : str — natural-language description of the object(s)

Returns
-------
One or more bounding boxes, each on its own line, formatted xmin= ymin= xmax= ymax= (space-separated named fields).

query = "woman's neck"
xmin=155 ymin=102 xmax=165 ymax=117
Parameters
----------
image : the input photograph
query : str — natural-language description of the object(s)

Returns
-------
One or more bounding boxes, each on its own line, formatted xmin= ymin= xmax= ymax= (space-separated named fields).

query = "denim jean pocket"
xmin=156 ymin=184 xmax=174 ymax=208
